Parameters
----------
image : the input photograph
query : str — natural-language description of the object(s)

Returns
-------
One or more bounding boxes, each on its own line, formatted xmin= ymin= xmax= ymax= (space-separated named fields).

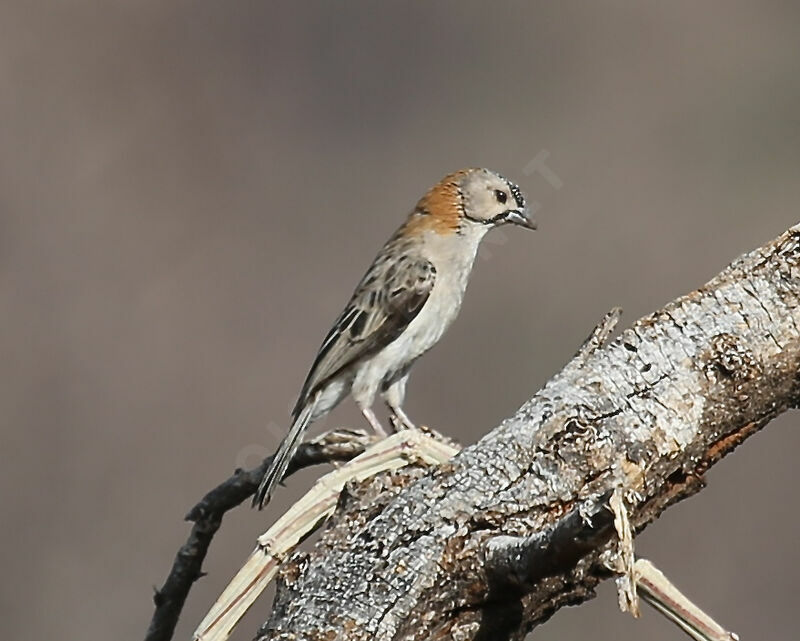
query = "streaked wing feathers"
xmin=293 ymin=255 xmax=436 ymax=415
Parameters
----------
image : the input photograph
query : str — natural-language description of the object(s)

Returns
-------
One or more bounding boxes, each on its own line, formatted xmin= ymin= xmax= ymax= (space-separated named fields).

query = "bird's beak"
xmin=505 ymin=208 xmax=537 ymax=230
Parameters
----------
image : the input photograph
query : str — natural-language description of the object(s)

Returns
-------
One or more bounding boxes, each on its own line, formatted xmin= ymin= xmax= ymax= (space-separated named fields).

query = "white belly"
xmin=350 ymin=226 xmax=485 ymax=407
xmin=370 ymin=271 xmax=463 ymax=374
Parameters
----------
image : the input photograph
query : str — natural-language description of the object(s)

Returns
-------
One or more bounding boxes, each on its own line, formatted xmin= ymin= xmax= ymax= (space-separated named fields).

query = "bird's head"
xmin=410 ymin=168 xmax=535 ymax=235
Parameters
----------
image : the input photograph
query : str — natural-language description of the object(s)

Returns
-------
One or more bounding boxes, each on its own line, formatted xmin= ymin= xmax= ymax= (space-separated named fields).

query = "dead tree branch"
xmin=256 ymin=223 xmax=800 ymax=640
xmin=144 ymin=430 xmax=373 ymax=641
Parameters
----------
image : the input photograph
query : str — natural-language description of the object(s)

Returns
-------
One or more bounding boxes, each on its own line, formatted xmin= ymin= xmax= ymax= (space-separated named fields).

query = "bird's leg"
xmin=381 ymin=374 xmax=415 ymax=431
xmin=386 ymin=402 xmax=416 ymax=431
xmin=387 ymin=414 xmax=402 ymax=432
xmin=361 ymin=406 xmax=388 ymax=437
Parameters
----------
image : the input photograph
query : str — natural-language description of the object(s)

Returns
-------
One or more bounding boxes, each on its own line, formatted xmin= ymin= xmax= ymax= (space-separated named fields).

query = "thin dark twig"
xmin=485 ymin=492 xmax=616 ymax=591
xmin=144 ymin=429 xmax=373 ymax=641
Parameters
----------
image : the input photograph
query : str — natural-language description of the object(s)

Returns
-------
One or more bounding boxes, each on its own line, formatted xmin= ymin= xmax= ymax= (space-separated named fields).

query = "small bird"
xmin=254 ymin=168 xmax=534 ymax=508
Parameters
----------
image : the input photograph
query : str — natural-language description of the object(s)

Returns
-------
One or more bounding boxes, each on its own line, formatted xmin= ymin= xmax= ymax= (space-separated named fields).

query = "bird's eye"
xmin=494 ymin=190 xmax=508 ymax=204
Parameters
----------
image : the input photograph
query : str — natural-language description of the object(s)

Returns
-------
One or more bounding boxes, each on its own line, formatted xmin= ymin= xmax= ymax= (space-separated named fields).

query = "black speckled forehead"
xmin=505 ymin=177 xmax=525 ymax=208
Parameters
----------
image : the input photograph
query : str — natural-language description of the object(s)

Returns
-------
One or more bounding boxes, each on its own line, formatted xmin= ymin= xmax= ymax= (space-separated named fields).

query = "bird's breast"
xmin=372 ymin=264 xmax=470 ymax=382
xmin=357 ymin=229 xmax=484 ymax=389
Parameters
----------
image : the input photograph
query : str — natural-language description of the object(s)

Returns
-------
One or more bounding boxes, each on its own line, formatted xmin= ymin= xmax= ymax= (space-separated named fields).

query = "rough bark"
xmin=258 ymin=223 xmax=800 ymax=641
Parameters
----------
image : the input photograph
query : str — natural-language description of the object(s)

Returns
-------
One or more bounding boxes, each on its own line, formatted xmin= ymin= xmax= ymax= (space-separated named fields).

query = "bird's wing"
xmin=293 ymin=254 xmax=436 ymax=415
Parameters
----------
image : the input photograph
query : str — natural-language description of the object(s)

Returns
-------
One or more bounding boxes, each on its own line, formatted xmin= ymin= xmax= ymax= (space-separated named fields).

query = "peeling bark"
xmin=259 ymin=224 xmax=800 ymax=641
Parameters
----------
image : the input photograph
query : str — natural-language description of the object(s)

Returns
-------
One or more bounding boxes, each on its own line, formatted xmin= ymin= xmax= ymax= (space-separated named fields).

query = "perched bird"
xmin=254 ymin=168 xmax=534 ymax=508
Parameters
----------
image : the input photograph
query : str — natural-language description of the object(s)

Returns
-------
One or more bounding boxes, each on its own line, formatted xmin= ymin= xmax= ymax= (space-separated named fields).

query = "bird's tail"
xmin=253 ymin=397 xmax=317 ymax=509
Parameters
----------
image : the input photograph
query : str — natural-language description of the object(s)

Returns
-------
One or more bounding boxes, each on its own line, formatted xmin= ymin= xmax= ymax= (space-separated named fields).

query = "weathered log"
xmin=257 ymin=224 xmax=800 ymax=640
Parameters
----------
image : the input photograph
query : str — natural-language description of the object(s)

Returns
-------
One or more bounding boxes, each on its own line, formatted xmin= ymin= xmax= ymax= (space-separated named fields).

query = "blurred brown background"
xmin=2 ymin=2 xmax=799 ymax=640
